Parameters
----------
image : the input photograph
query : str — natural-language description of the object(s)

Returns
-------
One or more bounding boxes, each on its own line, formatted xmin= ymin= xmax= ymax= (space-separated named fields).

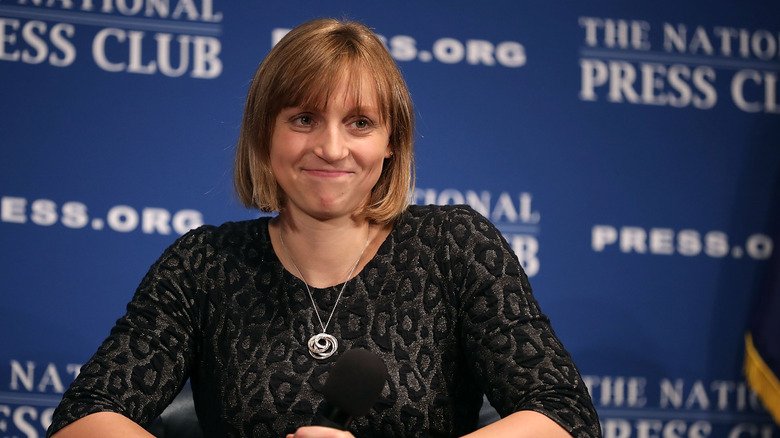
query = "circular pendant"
xmin=308 ymin=333 xmax=338 ymax=359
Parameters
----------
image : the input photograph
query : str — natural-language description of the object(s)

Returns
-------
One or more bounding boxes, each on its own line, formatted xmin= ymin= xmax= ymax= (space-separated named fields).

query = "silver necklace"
xmin=278 ymin=225 xmax=370 ymax=360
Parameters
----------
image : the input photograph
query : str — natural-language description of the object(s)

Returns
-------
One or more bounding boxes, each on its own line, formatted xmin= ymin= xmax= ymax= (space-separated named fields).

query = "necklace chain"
xmin=278 ymin=225 xmax=370 ymax=349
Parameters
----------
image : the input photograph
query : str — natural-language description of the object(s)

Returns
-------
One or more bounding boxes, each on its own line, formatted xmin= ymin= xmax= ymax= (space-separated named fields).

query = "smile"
xmin=303 ymin=169 xmax=354 ymax=178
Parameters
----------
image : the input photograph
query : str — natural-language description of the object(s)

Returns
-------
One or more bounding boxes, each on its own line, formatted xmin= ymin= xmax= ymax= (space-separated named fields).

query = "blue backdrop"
xmin=2 ymin=1 xmax=779 ymax=436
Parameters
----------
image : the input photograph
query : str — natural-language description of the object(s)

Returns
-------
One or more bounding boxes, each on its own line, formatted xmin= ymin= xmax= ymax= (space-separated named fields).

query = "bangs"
xmin=270 ymin=51 xmax=390 ymax=123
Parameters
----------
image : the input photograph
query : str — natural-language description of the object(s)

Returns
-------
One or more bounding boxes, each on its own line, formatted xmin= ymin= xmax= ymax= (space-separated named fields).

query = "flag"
xmin=744 ymin=241 xmax=780 ymax=425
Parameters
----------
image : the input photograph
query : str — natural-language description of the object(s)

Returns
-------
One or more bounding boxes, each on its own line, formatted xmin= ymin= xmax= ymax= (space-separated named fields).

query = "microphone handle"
xmin=315 ymin=404 xmax=354 ymax=430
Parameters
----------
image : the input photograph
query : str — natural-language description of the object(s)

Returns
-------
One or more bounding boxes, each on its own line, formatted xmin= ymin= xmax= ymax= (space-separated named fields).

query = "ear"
xmin=385 ymin=144 xmax=393 ymax=159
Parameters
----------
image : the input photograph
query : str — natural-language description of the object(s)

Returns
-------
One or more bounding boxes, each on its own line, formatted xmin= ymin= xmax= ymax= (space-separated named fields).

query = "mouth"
xmin=303 ymin=169 xmax=354 ymax=178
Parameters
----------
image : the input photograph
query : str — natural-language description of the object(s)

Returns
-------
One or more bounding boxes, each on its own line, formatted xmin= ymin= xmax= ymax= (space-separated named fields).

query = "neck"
xmin=274 ymin=212 xmax=371 ymax=288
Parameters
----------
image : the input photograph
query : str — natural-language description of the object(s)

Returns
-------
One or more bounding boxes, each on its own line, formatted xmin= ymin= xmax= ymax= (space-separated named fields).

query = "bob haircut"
xmin=234 ymin=18 xmax=415 ymax=224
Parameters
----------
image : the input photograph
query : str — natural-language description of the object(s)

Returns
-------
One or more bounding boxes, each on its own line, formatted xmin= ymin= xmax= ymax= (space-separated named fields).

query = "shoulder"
xmin=403 ymin=203 xmax=487 ymax=223
xmin=403 ymin=204 xmax=499 ymax=237
xmin=139 ymin=217 xmax=273 ymax=292
xmin=165 ymin=217 xmax=271 ymax=257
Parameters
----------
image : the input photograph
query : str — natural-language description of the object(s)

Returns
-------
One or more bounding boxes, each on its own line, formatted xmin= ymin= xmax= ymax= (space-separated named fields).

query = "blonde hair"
xmin=234 ymin=18 xmax=415 ymax=223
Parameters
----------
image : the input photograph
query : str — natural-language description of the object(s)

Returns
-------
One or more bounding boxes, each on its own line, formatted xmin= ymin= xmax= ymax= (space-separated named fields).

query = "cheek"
xmin=364 ymin=144 xmax=390 ymax=173
xmin=365 ymin=147 xmax=389 ymax=185
xmin=268 ymin=131 xmax=300 ymax=168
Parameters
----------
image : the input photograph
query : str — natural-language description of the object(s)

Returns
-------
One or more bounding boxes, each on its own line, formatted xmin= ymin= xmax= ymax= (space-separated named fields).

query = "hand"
xmin=286 ymin=426 xmax=355 ymax=438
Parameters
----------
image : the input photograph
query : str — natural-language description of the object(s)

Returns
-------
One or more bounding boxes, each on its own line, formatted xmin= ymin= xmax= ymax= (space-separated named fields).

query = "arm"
xmin=448 ymin=206 xmax=601 ymax=438
xmin=463 ymin=411 xmax=571 ymax=438
xmin=51 ymin=412 xmax=155 ymax=438
xmin=47 ymin=229 xmax=207 ymax=437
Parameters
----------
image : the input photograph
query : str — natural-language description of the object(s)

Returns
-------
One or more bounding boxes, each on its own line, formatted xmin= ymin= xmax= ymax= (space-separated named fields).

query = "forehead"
xmin=320 ymin=71 xmax=379 ymax=109
xmin=283 ymin=65 xmax=385 ymax=116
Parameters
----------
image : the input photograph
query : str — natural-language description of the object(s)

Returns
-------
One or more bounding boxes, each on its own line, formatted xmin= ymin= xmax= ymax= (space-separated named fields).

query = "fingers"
xmin=288 ymin=426 xmax=355 ymax=438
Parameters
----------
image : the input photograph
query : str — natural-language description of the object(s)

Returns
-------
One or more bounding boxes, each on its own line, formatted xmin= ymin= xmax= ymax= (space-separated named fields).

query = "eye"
xmin=351 ymin=117 xmax=374 ymax=130
xmin=293 ymin=114 xmax=314 ymax=126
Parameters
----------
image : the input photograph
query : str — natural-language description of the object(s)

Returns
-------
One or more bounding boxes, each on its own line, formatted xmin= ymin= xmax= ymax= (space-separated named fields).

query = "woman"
xmin=48 ymin=18 xmax=601 ymax=438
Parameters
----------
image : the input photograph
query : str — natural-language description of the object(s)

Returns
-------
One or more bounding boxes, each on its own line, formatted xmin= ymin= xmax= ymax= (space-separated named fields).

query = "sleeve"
xmin=46 ymin=227 xmax=212 ymax=437
xmin=446 ymin=206 xmax=602 ymax=438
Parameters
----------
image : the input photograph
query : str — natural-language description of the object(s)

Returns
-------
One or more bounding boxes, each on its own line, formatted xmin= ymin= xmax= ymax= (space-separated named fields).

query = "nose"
xmin=314 ymin=123 xmax=349 ymax=163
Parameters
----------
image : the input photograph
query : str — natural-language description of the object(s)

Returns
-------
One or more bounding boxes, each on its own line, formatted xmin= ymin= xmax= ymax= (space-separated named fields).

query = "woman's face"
xmin=269 ymin=71 xmax=391 ymax=222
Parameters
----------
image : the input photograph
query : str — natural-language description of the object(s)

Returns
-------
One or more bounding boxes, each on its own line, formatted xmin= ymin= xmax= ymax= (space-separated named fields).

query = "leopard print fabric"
xmin=48 ymin=204 xmax=601 ymax=437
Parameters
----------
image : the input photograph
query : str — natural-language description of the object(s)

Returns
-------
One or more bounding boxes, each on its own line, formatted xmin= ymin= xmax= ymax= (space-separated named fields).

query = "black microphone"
xmin=316 ymin=348 xmax=389 ymax=430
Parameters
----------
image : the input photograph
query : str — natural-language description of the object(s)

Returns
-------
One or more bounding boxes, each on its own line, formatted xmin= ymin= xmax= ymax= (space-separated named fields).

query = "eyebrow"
xmin=283 ymin=103 xmax=382 ymax=116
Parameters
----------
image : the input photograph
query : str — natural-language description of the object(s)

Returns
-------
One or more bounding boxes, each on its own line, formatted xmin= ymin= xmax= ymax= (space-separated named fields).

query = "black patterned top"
xmin=48 ymin=205 xmax=601 ymax=437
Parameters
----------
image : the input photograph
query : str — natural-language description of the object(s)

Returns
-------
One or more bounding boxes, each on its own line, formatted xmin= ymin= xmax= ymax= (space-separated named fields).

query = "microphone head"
xmin=323 ymin=348 xmax=388 ymax=417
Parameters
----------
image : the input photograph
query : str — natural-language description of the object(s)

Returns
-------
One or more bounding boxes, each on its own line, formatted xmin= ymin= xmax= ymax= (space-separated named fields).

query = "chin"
xmin=304 ymin=205 xmax=346 ymax=220
xmin=310 ymin=205 xmax=364 ymax=222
